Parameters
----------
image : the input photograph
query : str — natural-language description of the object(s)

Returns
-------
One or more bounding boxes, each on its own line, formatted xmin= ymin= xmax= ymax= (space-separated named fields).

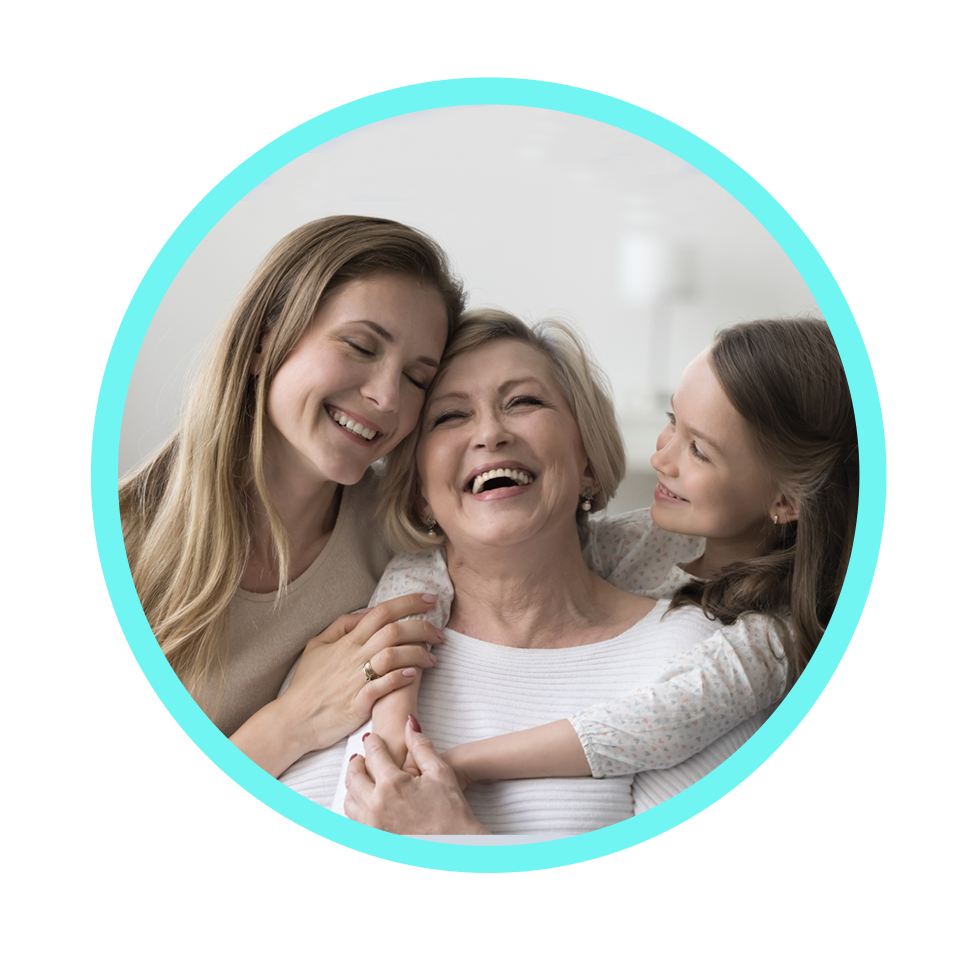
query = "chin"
xmin=648 ymin=503 xmax=685 ymax=535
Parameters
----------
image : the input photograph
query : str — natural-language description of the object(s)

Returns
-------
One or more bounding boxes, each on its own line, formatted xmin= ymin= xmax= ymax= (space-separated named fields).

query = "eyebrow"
xmin=355 ymin=320 xmax=440 ymax=369
xmin=427 ymin=376 xmax=540 ymax=406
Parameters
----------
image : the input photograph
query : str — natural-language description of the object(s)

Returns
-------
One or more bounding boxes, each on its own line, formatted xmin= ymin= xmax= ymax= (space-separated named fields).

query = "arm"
xmin=440 ymin=616 xmax=787 ymax=785
xmin=577 ymin=514 xmax=785 ymax=779
xmin=230 ymin=594 xmax=442 ymax=777
xmin=366 ymin=549 xmax=454 ymax=768
xmin=371 ymin=675 xmax=422 ymax=770
xmin=442 ymin=720 xmax=590 ymax=787
xmin=582 ymin=508 xmax=704 ymax=595
xmin=572 ymin=616 xmax=788 ymax=778
xmin=632 ymin=709 xmax=772 ymax=813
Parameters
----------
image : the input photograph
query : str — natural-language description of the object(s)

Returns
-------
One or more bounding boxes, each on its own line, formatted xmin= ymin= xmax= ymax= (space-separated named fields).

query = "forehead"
xmin=675 ymin=349 xmax=755 ymax=451
xmin=316 ymin=272 xmax=448 ymax=344
xmin=433 ymin=338 xmax=558 ymax=393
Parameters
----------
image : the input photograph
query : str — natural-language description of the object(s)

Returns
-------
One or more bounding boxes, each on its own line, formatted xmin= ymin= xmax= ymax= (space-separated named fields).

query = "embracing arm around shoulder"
xmin=438 ymin=618 xmax=785 ymax=785
xmin=572 ymin=615 xmax=788 ymax=778
xmin=230 ymin=594 xmax=442 ymax=778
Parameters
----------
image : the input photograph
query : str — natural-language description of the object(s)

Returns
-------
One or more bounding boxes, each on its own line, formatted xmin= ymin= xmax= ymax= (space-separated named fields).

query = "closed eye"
xmin=506 ymin=395 xmax=546 ymax=409
xmin=691 ymin=441 xmax=709 ymax=462
xmin=429 ymin=409 xmax=469 ymax=428
xmin=345 ymin=340 xmax=374 ymax=356
xmin=404 ymin=372 xmax=428 ymax=391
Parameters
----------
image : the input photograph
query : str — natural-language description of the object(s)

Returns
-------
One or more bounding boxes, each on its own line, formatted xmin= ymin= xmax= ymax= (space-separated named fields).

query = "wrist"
xmin=441 ymin=743 xmax=477 ymax=790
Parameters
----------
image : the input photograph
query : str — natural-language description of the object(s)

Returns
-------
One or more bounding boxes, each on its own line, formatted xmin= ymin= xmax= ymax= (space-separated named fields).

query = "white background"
xmin=5 ymin=2 xmax=975 ymax=976
xmin=119 ymin=104 xmax=821 ymax=495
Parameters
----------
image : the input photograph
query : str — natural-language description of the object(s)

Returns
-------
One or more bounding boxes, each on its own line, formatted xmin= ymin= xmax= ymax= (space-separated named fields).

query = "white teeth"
xmin=328 ymin=408 xmax=377 ymax=441
xmin=471 ymin=467 xmax=534 ymax=495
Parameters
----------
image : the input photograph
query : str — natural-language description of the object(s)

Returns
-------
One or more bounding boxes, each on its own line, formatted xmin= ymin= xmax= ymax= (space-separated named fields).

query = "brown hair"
xmin=670 ymin=318 xmax=858 ymax=684
xmin=379 ymin=308 xmax=625 ymax=552
xmin=119 ymin=215 xmax=466 ymax=698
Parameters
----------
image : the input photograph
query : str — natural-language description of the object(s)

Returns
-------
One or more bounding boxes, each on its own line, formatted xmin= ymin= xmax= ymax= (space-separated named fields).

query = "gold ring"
xmin=363 ymin=661 xmax=381 ymax=683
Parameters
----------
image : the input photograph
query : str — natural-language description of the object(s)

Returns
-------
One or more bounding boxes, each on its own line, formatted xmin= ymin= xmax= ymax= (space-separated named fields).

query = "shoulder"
xmin=582 ymin=508 xmax=704 ymax=594
xmin=652 ymin=601 xmax=719 ymax=647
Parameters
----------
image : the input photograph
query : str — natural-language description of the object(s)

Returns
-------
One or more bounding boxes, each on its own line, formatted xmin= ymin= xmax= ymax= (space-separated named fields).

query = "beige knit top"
xmin=201 ymin=468 xmax=393 ymax=736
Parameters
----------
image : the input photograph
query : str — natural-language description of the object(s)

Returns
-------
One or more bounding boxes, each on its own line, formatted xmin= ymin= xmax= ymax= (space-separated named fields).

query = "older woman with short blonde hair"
xmin=281 ymin=310 xmax=738 ymax=834
xmin=378 ymin=308 xmax=626 ymax=553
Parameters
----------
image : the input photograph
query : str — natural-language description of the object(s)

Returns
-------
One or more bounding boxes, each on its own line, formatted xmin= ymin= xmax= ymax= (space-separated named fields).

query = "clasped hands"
xmin=344 ymin=717 xmax=489 ymax=836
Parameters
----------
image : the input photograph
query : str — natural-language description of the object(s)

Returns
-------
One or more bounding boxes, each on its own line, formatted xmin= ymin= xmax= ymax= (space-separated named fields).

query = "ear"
xmin=581 ymin=459 xmax=599 ymax=493
xmin=771 ymin=490 xmax=800 ymax=525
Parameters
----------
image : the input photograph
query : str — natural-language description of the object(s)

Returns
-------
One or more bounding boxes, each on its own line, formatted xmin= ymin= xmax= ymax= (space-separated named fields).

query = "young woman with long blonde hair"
xmin=120 ymin=215 xmax=466 ymax=776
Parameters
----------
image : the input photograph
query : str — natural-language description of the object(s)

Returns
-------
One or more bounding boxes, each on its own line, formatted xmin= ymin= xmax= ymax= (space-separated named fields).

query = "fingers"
xmin=349 ymin=593 xmax=439 ymax=644
xmin=356 ymin=663 xmax=421 ymax=712
xmin=360 ymin=620 xmax=445 ymax=660
xmin=403 ymin=716 xmax=446 ymax=776
xmin=367 ymin=642 xmax=437 ymax=678
xmin=361 ymin=731 xmax=403 ymax=783
xmin=312 ymin=610 xmax=369 ymax=645
xmin=343 ymin=754 xmax=371 ymax=823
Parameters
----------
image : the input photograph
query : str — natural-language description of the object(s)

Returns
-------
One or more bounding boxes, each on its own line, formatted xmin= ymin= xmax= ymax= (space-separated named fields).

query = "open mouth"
xmin=657 ymin=482 xmax=689 ymax=502
xmin=327 ymin=407 xmax=378 ymax=442
xmin=468 ymin=467 xmax=536 ymax=495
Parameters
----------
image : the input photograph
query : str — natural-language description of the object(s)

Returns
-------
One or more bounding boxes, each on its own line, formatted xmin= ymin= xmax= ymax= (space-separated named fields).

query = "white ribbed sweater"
xmin=281 ymin=600 xmax=765 ymax=835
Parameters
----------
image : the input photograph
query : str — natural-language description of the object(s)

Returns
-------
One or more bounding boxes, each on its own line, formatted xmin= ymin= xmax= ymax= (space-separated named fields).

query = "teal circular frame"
xmin=92 ymin=78 xmax=885 ymax=873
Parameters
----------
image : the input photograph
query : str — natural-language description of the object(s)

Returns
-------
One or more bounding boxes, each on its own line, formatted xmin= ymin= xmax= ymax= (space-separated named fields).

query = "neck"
xmin=687 ymin=529 xmax=775 ymax=579
xmin=242 ymin=463 xmax=341 ymax=592
xmin=444 ymin=522 xmax=615 ymax=648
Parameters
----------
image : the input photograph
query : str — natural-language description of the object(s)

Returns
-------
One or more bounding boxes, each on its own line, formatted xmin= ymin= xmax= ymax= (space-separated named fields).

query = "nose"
xmin=650 ymin=424 xmax=677 ymax=475
xmin=361 ymin=364 xmax=401 ymax=414
xmin=473 ymin=409 xmax=512 ymax=450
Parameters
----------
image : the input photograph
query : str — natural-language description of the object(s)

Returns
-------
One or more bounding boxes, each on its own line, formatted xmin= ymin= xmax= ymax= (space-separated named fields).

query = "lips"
xmin=327 ymin=406 xmax=380 ymax=442
xmin=655 ymin=481 xmax=689 ymax=503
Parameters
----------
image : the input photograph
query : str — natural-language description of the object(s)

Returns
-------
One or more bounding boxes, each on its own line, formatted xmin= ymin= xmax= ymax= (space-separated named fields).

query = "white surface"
xmin=118 ymin=104 xmax=819 ymax=483
xmin=5 ymin=2 xmax=974 ymax=977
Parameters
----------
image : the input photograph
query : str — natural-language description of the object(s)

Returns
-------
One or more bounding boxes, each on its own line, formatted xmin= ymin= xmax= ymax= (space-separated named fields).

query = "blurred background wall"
xmin=120 ymin=105 xmax=821 ymax=513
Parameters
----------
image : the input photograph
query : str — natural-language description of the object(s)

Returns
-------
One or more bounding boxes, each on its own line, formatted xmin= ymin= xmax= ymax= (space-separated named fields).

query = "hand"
xmin=278 ymin=594 xmax=444 ymax=757
xmin=344 ymin=716 xmax=490 ymax=835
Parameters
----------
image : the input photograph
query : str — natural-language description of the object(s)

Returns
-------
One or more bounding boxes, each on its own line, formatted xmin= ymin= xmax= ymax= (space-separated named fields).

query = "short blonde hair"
xmin=379 ymin=308 xmax=625 ymax=552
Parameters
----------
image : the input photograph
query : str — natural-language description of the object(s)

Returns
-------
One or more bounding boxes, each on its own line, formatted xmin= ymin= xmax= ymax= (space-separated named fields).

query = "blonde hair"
xmin=380 ymin=308 xmax=625 ymax=552
xmin=669 ymin=318 xmax=858 ymax=685
xmin=119 ymin=216 xmax=465 ymax=699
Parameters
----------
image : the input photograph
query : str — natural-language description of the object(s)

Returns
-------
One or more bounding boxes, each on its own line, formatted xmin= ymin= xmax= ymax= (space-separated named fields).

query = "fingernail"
xmin=408 ymin=714 xmax=421 ymax=733
xmin=349 ymin=754 xmax=358 ymax=762
xmin=402 ymin=667 xmax=417 ymax=677
xmin=435 ymin=629 xmax=446 ymax=641
xmin=422 ymin=593 xmax=437 ymax=603
xmin=428 ymin=652 xmax=437 ymax=663
xmin=362 ymin=731 xmax=370 ymax=742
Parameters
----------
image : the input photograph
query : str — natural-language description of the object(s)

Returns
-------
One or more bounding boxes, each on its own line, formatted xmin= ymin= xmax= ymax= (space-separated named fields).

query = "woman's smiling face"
xmin=263 ymin=272 xmax=448 ymax=489
xmin=649 ymin=348 xmax=778 ymax=549
xmin=416 ymin=338 xmax=595 ymax=551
